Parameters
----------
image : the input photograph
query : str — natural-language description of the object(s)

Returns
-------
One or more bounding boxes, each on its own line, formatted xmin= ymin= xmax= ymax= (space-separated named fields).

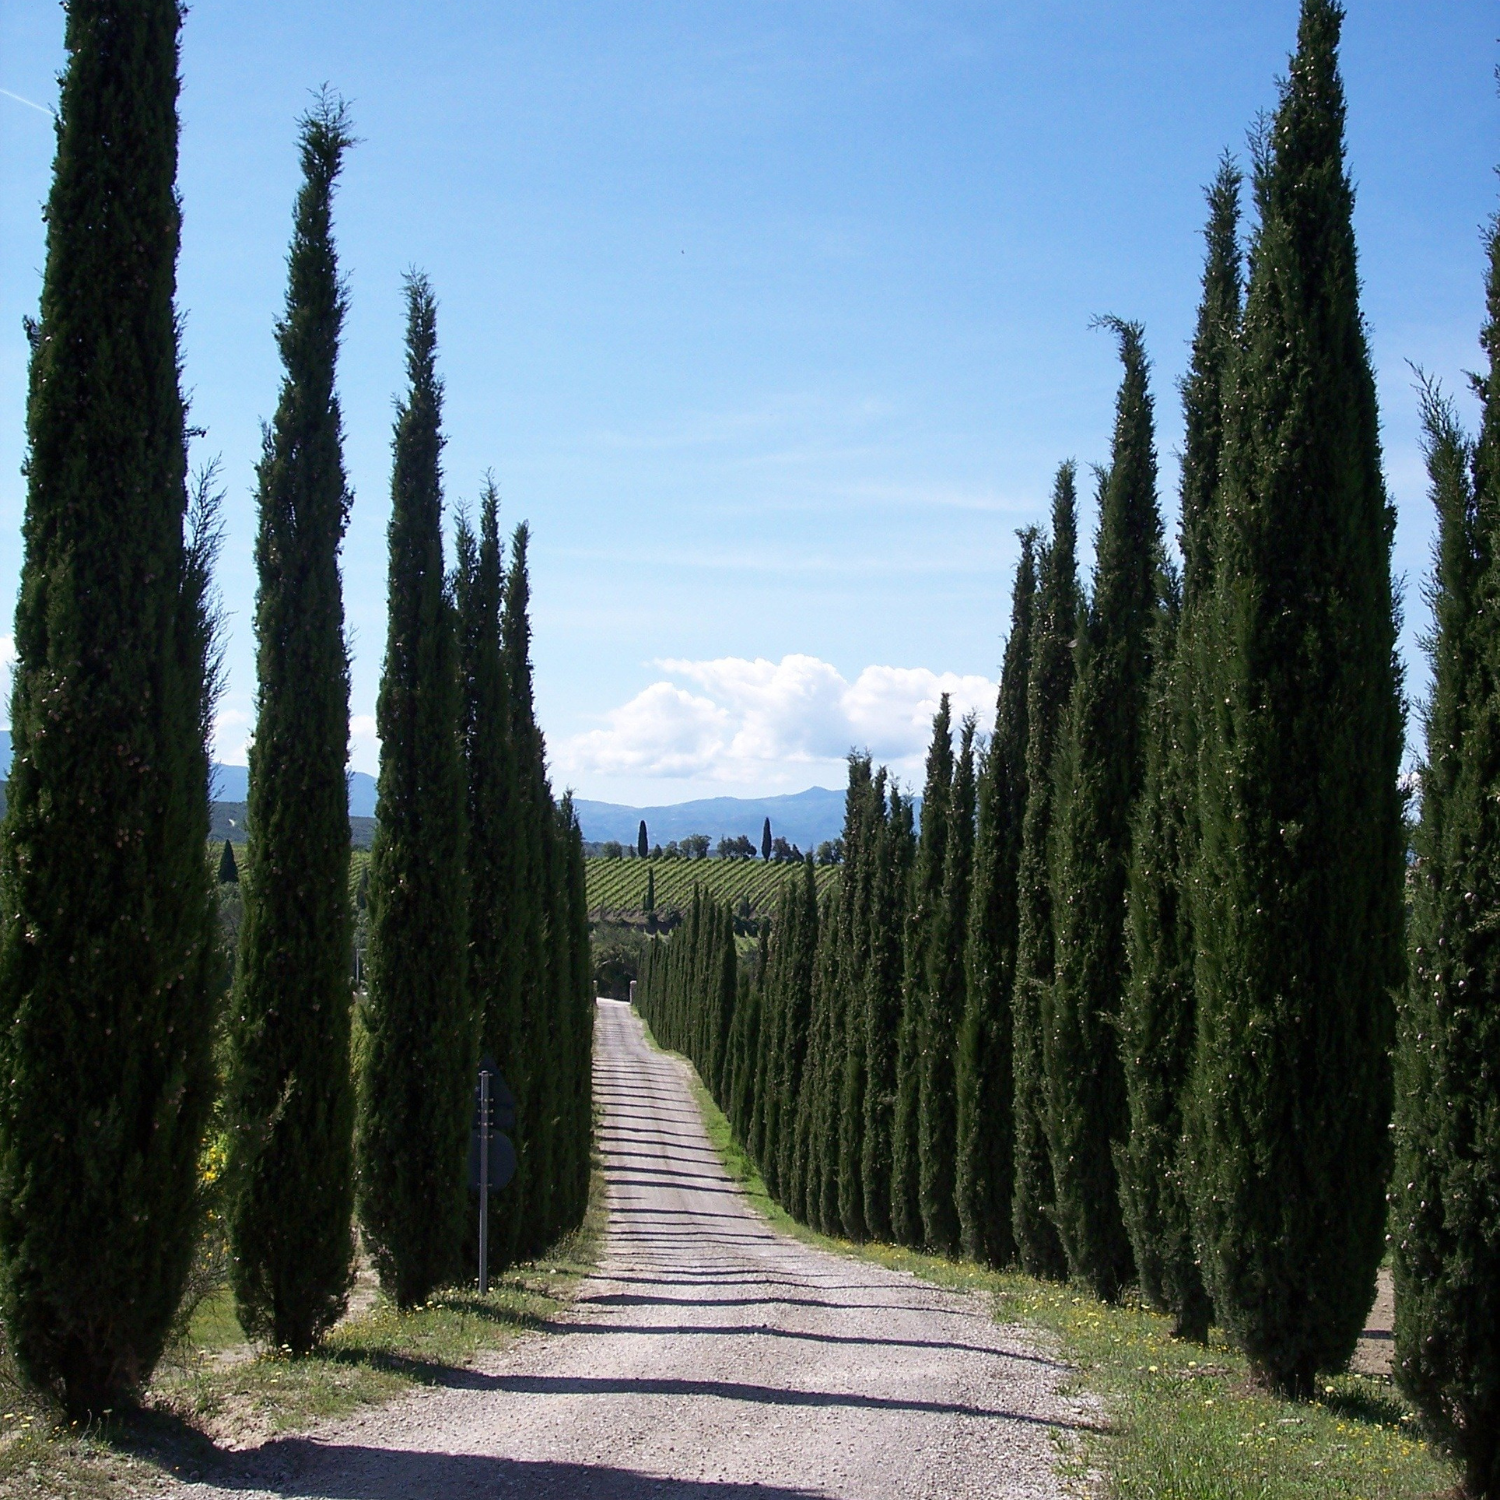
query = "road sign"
xmin=468 ymin=1126 xmax=517 ymax=1192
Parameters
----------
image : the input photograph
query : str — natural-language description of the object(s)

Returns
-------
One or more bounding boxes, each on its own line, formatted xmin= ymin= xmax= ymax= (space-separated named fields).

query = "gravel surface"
xmin=176 ymin=999 xmax=1090 ymax=1498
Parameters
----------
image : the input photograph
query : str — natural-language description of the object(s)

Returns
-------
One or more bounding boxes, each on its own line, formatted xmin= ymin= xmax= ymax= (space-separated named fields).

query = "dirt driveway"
xmin=177 ymin=999 xmax=1087 ymax=1498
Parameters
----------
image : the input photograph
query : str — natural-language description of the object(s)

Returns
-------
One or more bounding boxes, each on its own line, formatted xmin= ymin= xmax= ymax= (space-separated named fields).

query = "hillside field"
xmin=586 ymin=856 xmax=837 ymax=916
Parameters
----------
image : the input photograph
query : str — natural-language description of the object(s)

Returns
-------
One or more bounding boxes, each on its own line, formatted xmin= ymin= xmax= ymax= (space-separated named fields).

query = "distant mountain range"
xmin=0 ymin=732 xmax=858 ymax=849
xmin=573 ymin=786 xmax=849 ymax=850
xmin=209 ymin=762 xmax=379 ymax=818
xmin=0 ymin=734 xmax=381 ymax=822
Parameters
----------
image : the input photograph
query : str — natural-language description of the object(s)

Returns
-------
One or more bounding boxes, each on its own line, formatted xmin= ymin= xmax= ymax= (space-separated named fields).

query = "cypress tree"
xmin=357 ymin=275 xmax=470 ymax=1308
xmin=0 ymin=0 xmax=219 ymax=1411
xmin=1394 ymin=302 xmax=1500 ymax=1495
xmin=504 ymin=524 xmax=559 ymax=1257
xmin=837 ymin=759 xmax=880 ymax=1240
xmin=219 ymin=840 xmax=240 ymax=885
xmin=774 ymin=858 xmax=819 ymax=1200
xmin=762 ymin=818 xmax=773 ymax=861
xmin=793 ymin=891 xmax=837 ymax=1227
xmin=456 ymin=475 xmax=521 ymax=1266
xmin=638 ymin=820 xmax=649 ymax=860
xmin=957 ymin=532 xmax=1036 ymax=1267
xmin=1011 ymin=463 xmax=1079 ymax=1281
xmin=919 ymin=716 xmax=975 ymax=1255
xmin=227 ymin=96 xmax=357 ymax=1353
xmin=1046 ymin=321 xmax=1160 ymax=1301
xmin=561 ymin=794 xmax=594 ymax=1228
xmin=893 ymin=697 xmax=952 ymax=1246
xmin=1117 ymin=161 xmax=1240 ymax=1342
xmin=863 ymin=781 xmax=912 ymax=1240
xmin=712 ymin=903 xmax=738 ymax=1102
xmin=1188 ymin=0 xmax=1404 ymax=1396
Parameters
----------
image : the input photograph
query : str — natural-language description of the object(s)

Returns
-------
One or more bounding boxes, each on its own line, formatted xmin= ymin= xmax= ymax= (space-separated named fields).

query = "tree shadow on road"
xmin=209 ymin=1440 xmax=827 ymax=1498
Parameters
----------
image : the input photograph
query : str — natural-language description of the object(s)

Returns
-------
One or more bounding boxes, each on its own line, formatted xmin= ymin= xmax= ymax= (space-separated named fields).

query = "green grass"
xmin=642 ymin=1011 xmax=1458 ymax=1500
xmin=586 ymin=855 xmax=836 ymax=916
xmin=0 ymin=1165 xmax=606 ymax=1499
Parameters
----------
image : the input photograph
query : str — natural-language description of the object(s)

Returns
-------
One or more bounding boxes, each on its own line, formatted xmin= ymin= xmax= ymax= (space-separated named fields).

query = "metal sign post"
xmin=470 ymin=1057 xmax=516 ymax=1296
xmin=478 ymin=1068 xmax=491 ymax=1295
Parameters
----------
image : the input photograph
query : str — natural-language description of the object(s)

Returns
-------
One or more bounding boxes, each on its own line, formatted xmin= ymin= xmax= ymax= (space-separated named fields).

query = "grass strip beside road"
xmin=643 ymin=1012 xmax=1458 ymax=1500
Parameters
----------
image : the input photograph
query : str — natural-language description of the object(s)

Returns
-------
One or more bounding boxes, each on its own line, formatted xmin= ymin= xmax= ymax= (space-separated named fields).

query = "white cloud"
xmin=212 ymin=705 xmax=251 ymax=764
xmin=350 ymin=714 xmax=380 ymax=777
xmin=558 ymin=654 xmax=997 ymax=791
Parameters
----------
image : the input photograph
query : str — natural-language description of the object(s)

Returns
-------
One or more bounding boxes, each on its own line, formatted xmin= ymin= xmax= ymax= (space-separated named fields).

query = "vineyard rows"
xmin=585 ymin=857 xmax=837 ymax=915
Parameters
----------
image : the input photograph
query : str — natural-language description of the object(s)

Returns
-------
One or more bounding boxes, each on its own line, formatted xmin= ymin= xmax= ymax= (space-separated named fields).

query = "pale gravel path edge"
xmin=166 ymin=1000 xmax=1095 ymax=1499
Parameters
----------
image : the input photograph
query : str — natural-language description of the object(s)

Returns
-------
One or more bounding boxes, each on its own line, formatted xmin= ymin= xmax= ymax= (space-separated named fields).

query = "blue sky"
xmin=2 ymin=2 xmax=1495 ymax=803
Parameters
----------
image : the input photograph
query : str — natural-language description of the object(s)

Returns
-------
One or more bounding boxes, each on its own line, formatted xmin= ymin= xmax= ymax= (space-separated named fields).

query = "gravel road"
xmin=181 ymin=999 xmax=1088 ymax=1498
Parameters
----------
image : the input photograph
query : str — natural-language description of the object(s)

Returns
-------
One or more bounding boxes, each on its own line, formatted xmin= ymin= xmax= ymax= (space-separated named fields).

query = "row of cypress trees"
xmin=0 ymin=2 xmax=591 ymax=1412
xmin=638 ymin=0 xmax=1433 ymax=1433
xmin=227 ymin=116 xmax=594 ymax=1340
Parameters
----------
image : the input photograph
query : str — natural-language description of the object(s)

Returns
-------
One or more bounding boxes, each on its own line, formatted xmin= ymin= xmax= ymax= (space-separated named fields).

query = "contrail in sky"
xmin=1 ymin=88 xmax=55 ymax=118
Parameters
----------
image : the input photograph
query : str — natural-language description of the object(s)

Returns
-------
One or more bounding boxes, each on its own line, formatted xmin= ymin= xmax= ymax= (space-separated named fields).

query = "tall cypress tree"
xmin=837 ymin=758 xmax=880 ymax=1240
xmin=1046 ymin=321 xmax=1160 ymax=1301
xmin=919 ymin=716 xmax=975 ymax=1255
xmin=1394 ymin=340 xmax=1500 ymax=1495
xmin=863 ymin=781 xmax=912 ymax=1240
xmin=1188 ymin=0 xmax=1404 ymax=1396
xmin=455 ymin=475 xmax=519 ymax=1266
xmin=503 ymin=523 xmax=558 ymax=1259
xmin=893 ymin=697 xmax=952 ymax=1246
xmin=1011 ymin=464 xmax=1079 ymax=1281
xmin=227 ymin=96 xmax=357 ymax=1353
xmin=357 ymin=275 xmax=471 ymax=1308
xmin=1117 ymin=162 xmax=1240 ymax=1342
xmin=561 ymin=793 xmax=595 ymax=1229
xmin=0 ymin=0 xmax=219 ymax=1412
xmin=957 ymin=533 xmax=1036 ymax=1267
xmin=774 ymin=858 xmax=820 ymax=1199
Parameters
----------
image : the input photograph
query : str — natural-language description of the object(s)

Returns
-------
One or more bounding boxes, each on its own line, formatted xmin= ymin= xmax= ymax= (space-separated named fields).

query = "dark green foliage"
xmin=762 ymin=818 xmax=773 ymax=861
xmin=228 ymin=96 xmax=357 ymax=1353
xmin=771 ymin=860 xmax=820 ymax=1200
xmin=920 ymin=716 xmax=975 ymax=1255
xmin=1188 ymin=0 xmax=1404 ymax=1397
xmin=957 ymin=534 xmax=1036 ymax=1267
xmin=0 ymin=0 xmax=219 ymax=1411
xmin=1117 ymin=164 xmax=1240 ymax=1343
xmin=356 ymin=276 xmax=471 ymax=1309
xmin=500 ymin=522 xmax=588 ymax=1261
xmin=893 ymin=698 xmax=952 ymax=1247
xmin=1179 ymin=156 xmax=1244 ymax=611
xmin=638 ymin=820 xmax=648 ymax=860
xmin=455 ymin=476 xmax=521 ymax=1269
xmin=1393 ymin=218 xmax=1500 ymax=1497
xmin=1046 ymin=321 xmax=1161 ymax=1301
xmin=837 ymin=760 xmax=884 ymax=1240
xmin=1011 ymin=465 xmax=1080 ymax=1281
xmin=219 ymin=840 xmax=240 ymax=884
xmin=863 ymin=784 xmax=913 ymax=1240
